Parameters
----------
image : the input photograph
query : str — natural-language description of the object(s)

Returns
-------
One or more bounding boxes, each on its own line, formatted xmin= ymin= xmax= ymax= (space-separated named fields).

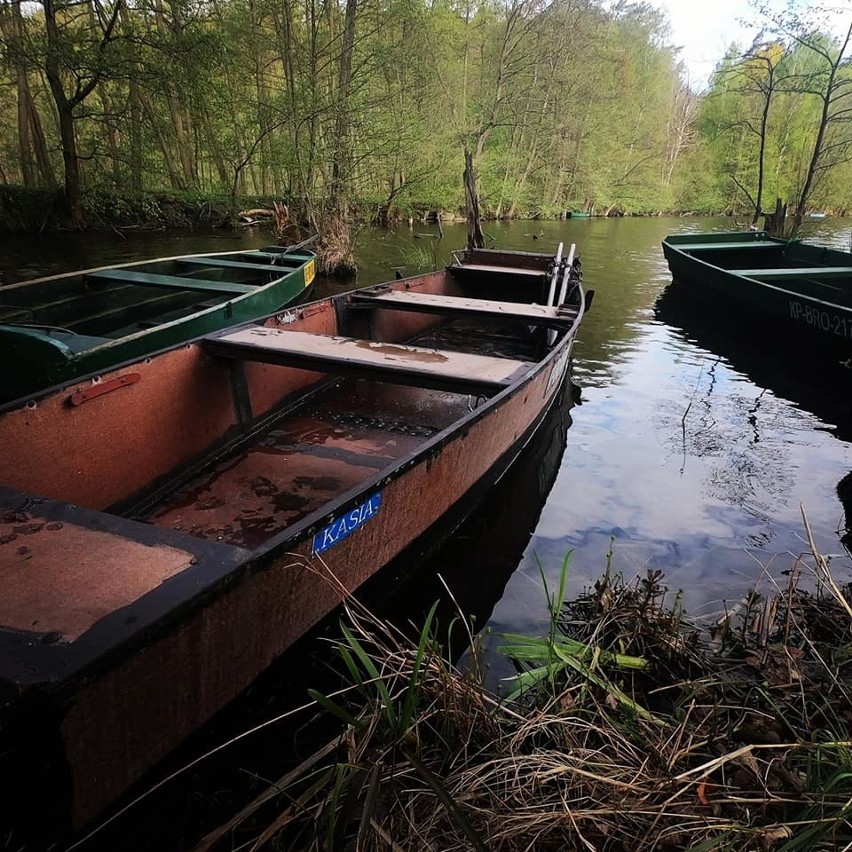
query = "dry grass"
xmin=306 ymin=207 xmax=357 ymax=276
xmin=194 ymin=530 xmax=852 ymax=852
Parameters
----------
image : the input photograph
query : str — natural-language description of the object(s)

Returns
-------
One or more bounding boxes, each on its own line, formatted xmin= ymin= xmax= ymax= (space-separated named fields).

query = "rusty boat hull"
xmin=0 ymin=246 xmax=586 ymax=835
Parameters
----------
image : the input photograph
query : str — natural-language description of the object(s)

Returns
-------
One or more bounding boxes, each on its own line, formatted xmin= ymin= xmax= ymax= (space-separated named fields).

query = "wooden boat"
xmin=0 ymin=246 xmax=317 ymax=402
xmin=662 ymin=231 xmax=852 ymax=360
xmin=0 ymin=245 xmax=587 ymax=836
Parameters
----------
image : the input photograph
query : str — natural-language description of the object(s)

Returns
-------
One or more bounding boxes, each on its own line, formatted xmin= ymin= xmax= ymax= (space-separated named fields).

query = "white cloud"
xmin=651 ymin=0 xmax=852 ymax=90
xmin=651 ymin=0 xmax=759 ymax=88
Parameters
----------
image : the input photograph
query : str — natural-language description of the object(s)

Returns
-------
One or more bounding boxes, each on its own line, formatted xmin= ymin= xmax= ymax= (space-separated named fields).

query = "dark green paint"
xmin=0 ymin=248 xmax=316 ymax=402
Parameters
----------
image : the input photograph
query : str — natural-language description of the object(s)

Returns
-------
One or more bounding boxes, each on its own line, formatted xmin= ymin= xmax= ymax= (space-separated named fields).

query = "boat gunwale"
xmin=1 ymin=247 xmax=314 ymax=291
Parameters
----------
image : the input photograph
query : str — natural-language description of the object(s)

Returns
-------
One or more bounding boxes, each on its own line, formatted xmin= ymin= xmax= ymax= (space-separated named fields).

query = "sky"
xmin=650 ymin=0 xmax=852 ymax=89
xmin=651 ymin=0 xmax=758 ymax=87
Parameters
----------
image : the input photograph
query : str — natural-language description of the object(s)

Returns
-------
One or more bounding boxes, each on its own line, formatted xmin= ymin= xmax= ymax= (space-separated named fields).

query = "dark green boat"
xmin=0 ymin=246 xmax=316 ymax=401
xmin=662 ymin=231 xmax=852 ymax=361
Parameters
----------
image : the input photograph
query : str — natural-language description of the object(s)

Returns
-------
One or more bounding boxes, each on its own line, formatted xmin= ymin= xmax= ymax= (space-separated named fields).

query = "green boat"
xmin=0 ymin=246 xmax=316 ymax=402
xmin=662 ymin=230 xmax=852 ymax=360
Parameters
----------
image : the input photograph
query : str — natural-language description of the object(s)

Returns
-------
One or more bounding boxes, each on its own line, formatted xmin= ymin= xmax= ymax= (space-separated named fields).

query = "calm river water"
xmin=2 ymin=216 xmax=851 ymax=647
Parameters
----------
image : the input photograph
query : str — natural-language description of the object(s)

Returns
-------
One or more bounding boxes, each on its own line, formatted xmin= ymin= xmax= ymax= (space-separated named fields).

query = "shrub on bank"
xmin=199 ymin=540 xmax=852 ymax=852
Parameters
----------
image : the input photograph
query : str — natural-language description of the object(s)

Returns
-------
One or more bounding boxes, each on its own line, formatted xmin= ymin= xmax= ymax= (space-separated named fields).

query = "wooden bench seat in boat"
xmin=349 ymin=288 xmax=578 ymax=327
xmin=736 ymin=267 xmax=852 ymax=280
xmin=206 ymin=327 xmax=533 ymax=395
xmin=243 ymin=251 xmax=310 ymax=265
xmin=454 ymin=263 xmax=546 ymax=277
xmin=87 ymin=269 xmax=255 ymax=295
xmin=675 ymin=242 xmax=781 ymax=252
xmin=176 ymin=257 xmax=284 ymax=273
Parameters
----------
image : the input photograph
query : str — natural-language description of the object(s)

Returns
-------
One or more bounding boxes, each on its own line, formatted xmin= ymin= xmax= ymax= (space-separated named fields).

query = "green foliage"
xmin=1 ymin=0 xmax=850 ymax=222
xmin=0 ymin=185 xmax=63 ymax=231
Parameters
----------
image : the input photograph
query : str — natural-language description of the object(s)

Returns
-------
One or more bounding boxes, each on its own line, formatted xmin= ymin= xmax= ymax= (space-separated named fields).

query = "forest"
xmin=0 ymin=0 xmax=851 ymax=230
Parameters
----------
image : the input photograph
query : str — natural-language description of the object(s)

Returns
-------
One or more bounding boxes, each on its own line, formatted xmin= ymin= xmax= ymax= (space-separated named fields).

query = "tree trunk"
xmin=330 ymin=0 xmax=358 ymax=213
xmin=202 ymin=108 xmax=230 ymax=190
xmin=139 ymin=89 xmax=185 ymax=189
xmin=16 ymin=67 xmax=35 ymax=187
xmin=154 ymin=0 xmax=197 ymax=188
xmin=791 ymin=22 xmax=852 ymax=234
xmin=129 ymin=77 xmax=143 ymax=191
xmin=44 ymin=0 xmax=83 ymax=226
xmin=4 ymin=0 xmax=54 ymax=186
xmin=464 ymin=147 xmax=484 ymax=249
xmin=42 ymin=0 xmax=122 ymax=226
xmin=763 ymin=197 xmax=787 ymax=238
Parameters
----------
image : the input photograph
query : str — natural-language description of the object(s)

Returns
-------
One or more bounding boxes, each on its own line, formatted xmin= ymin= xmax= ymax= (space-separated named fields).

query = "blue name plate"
xmin=312 ymin=491 xmax=383 ymax=555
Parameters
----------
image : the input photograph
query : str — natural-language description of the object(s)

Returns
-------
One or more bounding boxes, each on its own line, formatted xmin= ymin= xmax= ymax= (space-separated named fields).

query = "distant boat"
xmin=567 ymin=211 xmax=590 ymax=219
xmin=0 ymin=244 xmax=588 ymax=834
xmin=807 ymin=212 xmax=828 ymax=220
xmin=0 ymin=246 xmax=317 ymax=402
xmin=661 ymin=230 xmax=852 ymax=359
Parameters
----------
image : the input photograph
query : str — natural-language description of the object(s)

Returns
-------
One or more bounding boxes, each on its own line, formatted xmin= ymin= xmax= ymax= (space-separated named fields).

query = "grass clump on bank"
xmin=199 ymin=530 xmax=852 ymax=852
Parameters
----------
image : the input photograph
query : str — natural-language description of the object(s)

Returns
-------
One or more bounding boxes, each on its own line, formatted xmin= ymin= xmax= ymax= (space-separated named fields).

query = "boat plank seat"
xmin=177 ymin=257 xmax=285 ymax=274
xmin=64 ymin=292 xmax=193 ymax=331
xmin=87 ymin=269 xmax=255 ymax=295
xmin=206 ymin=327 xmax=533 ymax=395
xmin=454 ymin=263 xmax=545 ymax=277
xmin=676 ymin=242 xmax=780 ymax=252
xmin=737 ymin=267 xmax=852 ymax=281
xmin=247 ymin=251 xmax=312 ymax=265
xmin=0 ymin=307 xmax=34 ymax=323
xmin=349 ymin=289 xmax=578 ymax=326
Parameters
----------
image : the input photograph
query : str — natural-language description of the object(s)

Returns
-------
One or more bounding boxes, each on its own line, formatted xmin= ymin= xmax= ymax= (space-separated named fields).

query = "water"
xmin=4 ymin=216 xmax=852 ymax=846
xmin=2 ymin=217 xmax=851 ymax=640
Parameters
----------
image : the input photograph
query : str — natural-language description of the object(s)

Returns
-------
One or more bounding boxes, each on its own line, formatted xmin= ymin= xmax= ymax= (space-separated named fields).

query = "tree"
xmin=41 ymin=0 xmax=123 ymax=225
xmin=0 ymin=0 xmax=55 ymax=187
xmin=762 ymin=2 xmax=852 ymax=232
xmin=722 ymin=39 xmax=786 ymax=224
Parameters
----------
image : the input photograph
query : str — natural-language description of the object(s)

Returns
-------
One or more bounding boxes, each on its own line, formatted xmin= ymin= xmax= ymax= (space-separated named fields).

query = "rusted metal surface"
xmin=243 ymin=304 xmax=340 ymax=419
xmin=0 ymin=511 xmax=193 ymax=642
xmin=0 ymin=346 xmax=237 ymax=510
xmin=365 ymin=271 xmax=457 ymax=344
xmin=146 ymin=381 xmax=468 ymax=548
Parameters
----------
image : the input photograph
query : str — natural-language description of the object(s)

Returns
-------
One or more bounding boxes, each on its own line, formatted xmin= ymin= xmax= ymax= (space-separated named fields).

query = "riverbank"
xmin=0 ymin=185 xmax=802 ymax=235
xmin=0 ymin=186 xmax=242 ymax=233
xmin=191 ymin=534 xmax=852 ymax=851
